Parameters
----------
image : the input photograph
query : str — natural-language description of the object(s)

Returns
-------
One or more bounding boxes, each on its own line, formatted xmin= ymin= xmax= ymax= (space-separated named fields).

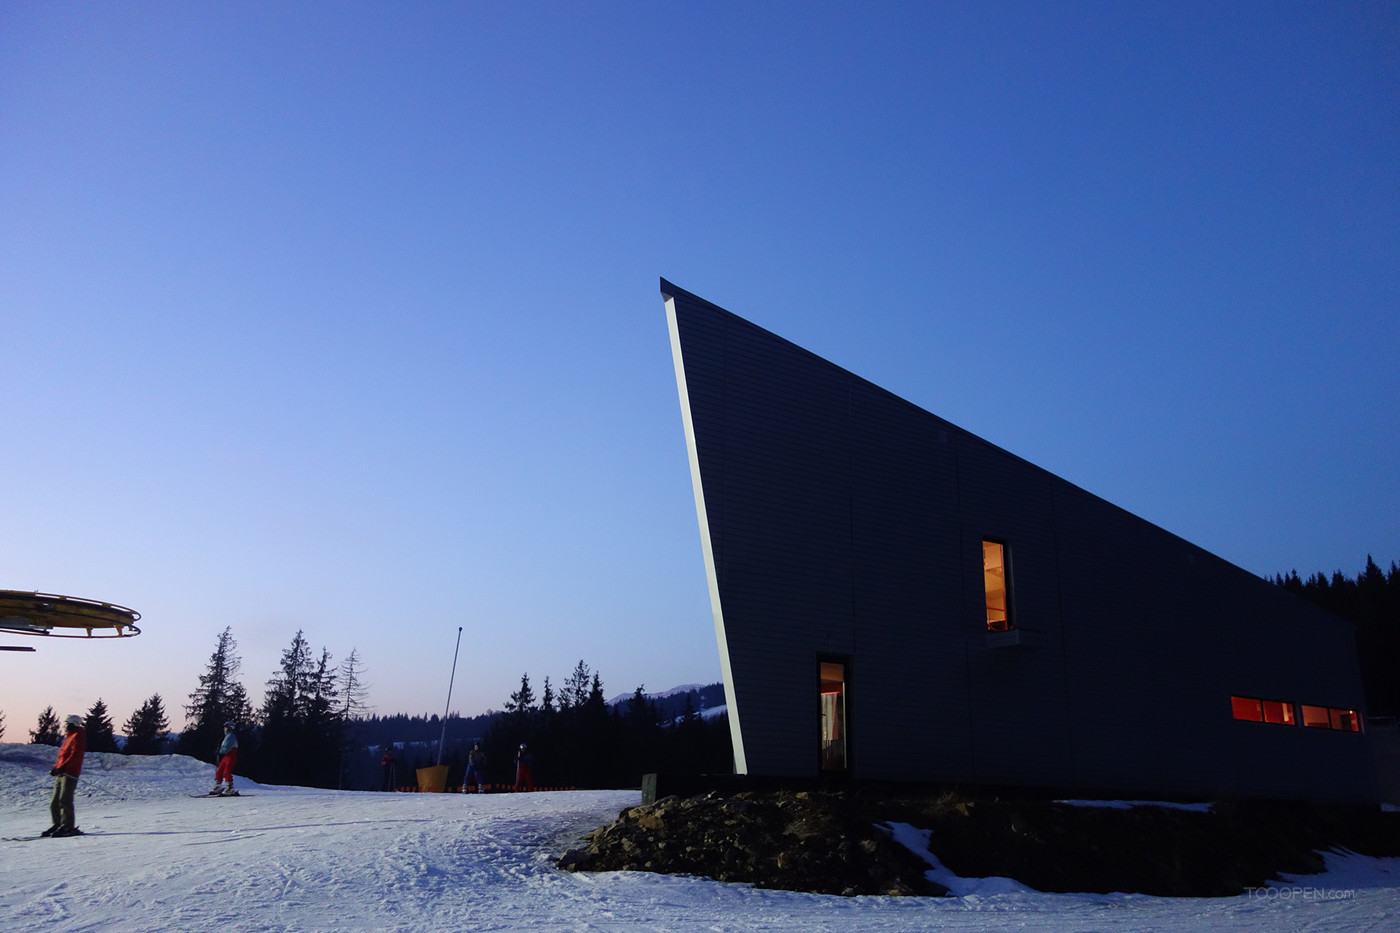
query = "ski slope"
xmin=2 ymin=743 xmax=1397 ymax=932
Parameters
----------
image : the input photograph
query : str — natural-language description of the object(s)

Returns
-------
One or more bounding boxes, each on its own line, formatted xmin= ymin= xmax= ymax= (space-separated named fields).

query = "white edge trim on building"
xmin=665 ymin=295 xmax=748 ymax=774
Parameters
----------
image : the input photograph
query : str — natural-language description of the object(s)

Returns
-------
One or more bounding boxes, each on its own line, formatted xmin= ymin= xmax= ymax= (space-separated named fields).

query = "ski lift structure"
xmin=0 ymin=589 xmax=141 ymax=651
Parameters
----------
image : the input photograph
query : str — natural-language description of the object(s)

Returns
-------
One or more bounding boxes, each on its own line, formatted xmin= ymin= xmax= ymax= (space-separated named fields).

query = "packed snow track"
xmin=3 ymin=745 xmax=1397 ymax=932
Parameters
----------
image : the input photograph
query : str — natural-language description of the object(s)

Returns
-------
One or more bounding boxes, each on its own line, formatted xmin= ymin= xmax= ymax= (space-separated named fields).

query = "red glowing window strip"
xmin=1236 ymin=696 xmax=1360 ymax=732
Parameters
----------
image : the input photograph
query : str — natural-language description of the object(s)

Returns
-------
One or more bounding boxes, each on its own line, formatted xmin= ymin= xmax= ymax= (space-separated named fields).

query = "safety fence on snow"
xmin=392 ymin=783 xmax=578 ymax=793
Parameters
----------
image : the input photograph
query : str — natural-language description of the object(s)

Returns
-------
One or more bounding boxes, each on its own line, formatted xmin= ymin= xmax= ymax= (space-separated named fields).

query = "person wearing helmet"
xmin=212 ymin=721 xmax=239 ymax=796
xmin=514 ymin=742 xmax=534 ymax=792
xmin=43 ymin=714 xmax=87 ymax=837
xmin=380 ymin=746 xmax=398 ymax=792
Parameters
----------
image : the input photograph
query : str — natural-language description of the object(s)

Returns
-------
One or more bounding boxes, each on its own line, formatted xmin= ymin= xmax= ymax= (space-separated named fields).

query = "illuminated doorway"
xmin=819 ymin=659 xmax=849 ymax=771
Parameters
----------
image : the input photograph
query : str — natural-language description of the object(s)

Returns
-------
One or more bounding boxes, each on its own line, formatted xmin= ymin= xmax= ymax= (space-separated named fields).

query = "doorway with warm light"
xmin=819 ymin=658 xmax=850 ymax=773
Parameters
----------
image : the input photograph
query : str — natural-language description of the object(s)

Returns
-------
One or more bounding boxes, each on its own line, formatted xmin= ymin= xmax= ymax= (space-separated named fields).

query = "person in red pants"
xmin=514 ymin=743 xmax=534 ymax=791
xmin=213 ymin=721 xmax=239 ymax=795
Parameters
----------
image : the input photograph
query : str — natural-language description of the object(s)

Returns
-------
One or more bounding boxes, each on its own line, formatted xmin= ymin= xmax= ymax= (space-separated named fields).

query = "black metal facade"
xmin=663 ymin=278 xmax=1375 ymax=803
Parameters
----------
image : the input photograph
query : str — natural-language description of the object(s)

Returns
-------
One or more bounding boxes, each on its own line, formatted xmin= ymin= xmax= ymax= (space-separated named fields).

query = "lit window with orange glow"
xmin=983 ymin=540 xmax=1012 ymax=631
xmin=819 ymin=660 xmax=848 ymax=771
xmin=1330 ymin=708 xmax=1360 ymax=732
xmin=1231 ymin=696 xmax=1264 ymax=721
xmin=1301 ymin=704 xmax=1331 ymax=729
xmin=1261 ymin=700 xmax=1295 ymax=725
xmin=1233 ymin=696 xmax=1296 ymax=724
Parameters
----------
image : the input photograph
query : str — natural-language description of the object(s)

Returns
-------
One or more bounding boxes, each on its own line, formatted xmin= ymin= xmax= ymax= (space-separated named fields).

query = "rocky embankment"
xmin=558 ymin=789 xmax=945 ymax=896
xmin=558 ymin=787 xmax=1400 ymax=898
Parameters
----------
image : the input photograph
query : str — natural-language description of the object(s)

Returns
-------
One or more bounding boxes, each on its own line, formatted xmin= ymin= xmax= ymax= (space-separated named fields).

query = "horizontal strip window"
xmin=1232 ymin=695 xmax=1360 ymax=732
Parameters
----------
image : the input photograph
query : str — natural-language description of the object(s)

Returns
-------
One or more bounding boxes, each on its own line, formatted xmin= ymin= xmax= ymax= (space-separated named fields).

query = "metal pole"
xmin=437 ymin=626 xmax=463 ymax=766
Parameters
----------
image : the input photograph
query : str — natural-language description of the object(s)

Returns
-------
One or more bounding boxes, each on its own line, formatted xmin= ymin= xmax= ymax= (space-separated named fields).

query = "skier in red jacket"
xmin=44 ymin=714 xmax=86 ymax=837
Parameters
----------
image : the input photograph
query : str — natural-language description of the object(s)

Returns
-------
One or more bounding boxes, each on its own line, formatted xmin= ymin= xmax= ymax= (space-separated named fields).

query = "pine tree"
xmin=681 ymin=693 xmax=700 ymax=725
xmin=226 ymin=681 xmax=254 ymax=728
xmin=504 ymin=673 xmax=536 ymax=718
xmin=85 ymin=698 xmax=119 ymax=752
xmin=336 ymin=648 xmax=370 ymax=789
xmin=307 ymin=647 xmax=344 ymax=785
xmin=674 ymin=693 xmax=706 ymax=773
xmin=262 ymin=630 xmax=312 ymax=723
xmin=575 ymin=671 xmax=612 ymax=786
xmin=30 ymin=706 xmax=61 ymax=745
xmin=338 ymin=648 xmax=370 ymax=720
xmin=309 ymin=648 xmax=339 ymax=723
xmin=625 ymin=685 xmax=652 ymax=724
xmin=621 ymin=685 xmax=661 ymax=780
xmin=261 ymin=631 xmax=344 ymax=787
xmin=123 ymin=694 xmax=171 ymax=755
xmin=181 ymin=627 xmax=253 ymax=760
xmin=562 ymin=660 xmax=591 ymax=711
xmin=260 ymin=630 xmax=312 ymax=784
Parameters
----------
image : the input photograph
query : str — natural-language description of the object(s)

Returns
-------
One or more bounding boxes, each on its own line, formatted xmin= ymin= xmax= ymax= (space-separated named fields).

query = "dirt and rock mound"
xmin=558 ymin=786 xmax=1400 ymax=898
xmin=557 ymin=789 xmax=945 ymax=897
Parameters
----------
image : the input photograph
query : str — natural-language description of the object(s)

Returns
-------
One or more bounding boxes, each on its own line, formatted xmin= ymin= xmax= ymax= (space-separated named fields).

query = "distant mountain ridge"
xmin=606 ymin=683 xmax=705 ymax=704
xmin=608 ymin=683 xmax=726 ymax=721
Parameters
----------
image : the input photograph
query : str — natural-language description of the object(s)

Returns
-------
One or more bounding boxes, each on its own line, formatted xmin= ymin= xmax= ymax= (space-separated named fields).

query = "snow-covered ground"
xmin=3 ymin=744 xmax=1397 ymax=932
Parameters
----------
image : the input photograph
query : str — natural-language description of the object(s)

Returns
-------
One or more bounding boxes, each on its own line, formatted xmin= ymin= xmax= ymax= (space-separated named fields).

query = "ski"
xmin=188 ymin=792 xmax=252 ymax=797
xmin=4 ymin=830 xmax=85 ymax=841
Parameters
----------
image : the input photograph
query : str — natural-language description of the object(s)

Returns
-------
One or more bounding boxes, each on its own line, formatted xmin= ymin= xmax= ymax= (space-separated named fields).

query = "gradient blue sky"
xmin=3 ymin=2 xmax=1396 ymax=740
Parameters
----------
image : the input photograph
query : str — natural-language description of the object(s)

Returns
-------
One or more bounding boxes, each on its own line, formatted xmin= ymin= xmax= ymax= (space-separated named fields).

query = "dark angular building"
xmin=662 ymin=278 xmax=1375 ymax=803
